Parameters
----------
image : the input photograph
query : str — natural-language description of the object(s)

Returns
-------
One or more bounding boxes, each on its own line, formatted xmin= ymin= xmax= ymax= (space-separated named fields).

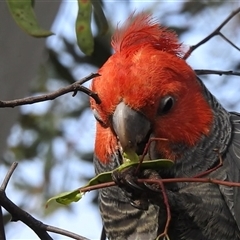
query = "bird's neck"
xmin=170 ymin=80 xmax=232 ymax=178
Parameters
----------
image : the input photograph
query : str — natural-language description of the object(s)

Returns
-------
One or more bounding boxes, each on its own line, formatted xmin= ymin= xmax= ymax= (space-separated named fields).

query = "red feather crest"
xmin=112 ymin=14 xmax=183 ymax=57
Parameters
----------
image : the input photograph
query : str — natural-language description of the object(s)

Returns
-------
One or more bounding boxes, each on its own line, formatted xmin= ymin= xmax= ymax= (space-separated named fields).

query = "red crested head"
xmin=112 ymin=14 xmax=184 ymax=57
xmin=91 ymin=14 xmax=213 ymax=164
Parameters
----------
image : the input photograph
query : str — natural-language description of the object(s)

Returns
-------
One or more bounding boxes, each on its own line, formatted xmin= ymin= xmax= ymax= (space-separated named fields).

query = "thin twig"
xmin=0 ymin=163 xmax=18 ymax=240
xmin=218 ymin=32 xmax=240 ymax=52
xmin=0 ymin=73 xmax=101 ymax=108
xmin=80 ymin=182 xmax=116 ymax=193
xmin=136 ymin=137 xmax=168 ymax=174
xmin=195 ymin=69 xmax=240 ymax=76
xmin=137 ymin=177 xmax=240 ymax=188
xmin=45 ymin=224 xmax=90 ymax=240
xmin=156 ymin=181 xmax=171 ymax=240
xmin=193 ymin=150 xmax=223 ymax=178
xmin=183 ymin=7 xmax=240 ymax=59
xmin=79 ymin=175 xmax=240 ymax=195
xmin=0 ymin=162 xmax=18 ymax=191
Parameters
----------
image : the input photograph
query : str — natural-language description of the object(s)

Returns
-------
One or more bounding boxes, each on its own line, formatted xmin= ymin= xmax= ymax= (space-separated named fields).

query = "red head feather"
xmin=112 ymin=14 xmax=184 ymax=57
xmin=91 ymin=13 xmax=213 ymax=163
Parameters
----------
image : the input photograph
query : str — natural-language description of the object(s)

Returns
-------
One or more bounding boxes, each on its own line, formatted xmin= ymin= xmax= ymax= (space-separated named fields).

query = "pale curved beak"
xmin=112 ymin=102 xmax=151 ymax=152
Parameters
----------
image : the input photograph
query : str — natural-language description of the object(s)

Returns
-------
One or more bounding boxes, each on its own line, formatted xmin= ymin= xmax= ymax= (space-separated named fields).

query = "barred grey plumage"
xmin=93 ymin=77 xmax=240 ymax=240
xmin=90 ymin=13 xmax=240 ymax=240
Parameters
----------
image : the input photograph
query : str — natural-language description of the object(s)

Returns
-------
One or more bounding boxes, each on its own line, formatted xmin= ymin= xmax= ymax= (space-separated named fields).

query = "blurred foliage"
xmin=6 ymin=0 xmax=53 ymax=37
xmin=6 ymin=0 xmax=108 ymax=54
xmin=1 ymin=0 xmax=240 ymax=237
xmin=180 ymin=1 xmax=224 ymax=15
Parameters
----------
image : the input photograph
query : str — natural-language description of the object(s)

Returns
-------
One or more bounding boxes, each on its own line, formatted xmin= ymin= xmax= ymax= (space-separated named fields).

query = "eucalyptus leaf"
xmin=91 ymin=0 xmax=109 ymax=35
xmin=46 ymin=190 xmax=83 ymax=207
xmin=6 ymin=0 xmax=53 ymax=37
xmin=76 ymin=0 xmax=94 ymax=55
xmin=47 ymin=157 xmax=173 ymax=206
xmin=118 ymin=159 xmax=174 ymax=171
xmin=123 ymin=149 xmax=139 ymax=163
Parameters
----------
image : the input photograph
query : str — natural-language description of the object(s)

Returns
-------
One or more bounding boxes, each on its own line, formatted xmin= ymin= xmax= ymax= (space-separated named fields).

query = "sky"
xmin=3 ymin=1 xmax=240 ymax=240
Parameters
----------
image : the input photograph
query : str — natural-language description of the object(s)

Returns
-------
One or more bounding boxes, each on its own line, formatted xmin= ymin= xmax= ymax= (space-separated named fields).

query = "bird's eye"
xmin=92 ymin=109 xmax=105 ymax=125
xmin=157 ymin=96 xmax=175 ymax=115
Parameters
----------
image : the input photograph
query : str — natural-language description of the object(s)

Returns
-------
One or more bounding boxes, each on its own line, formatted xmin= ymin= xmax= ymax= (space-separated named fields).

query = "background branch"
xmin=45 ymin=225 xmax=90 ymax=240
xmin=218 ymin=32 xmax=240 ymax=52
xmin=183 ymin=7 xmax=240 ymax=59
xmin=195 ymin=69 xmax=240 ymax=76
xmin=0 ymin=163 xmax=90 ymax=240
xmin=0 ymin=207 xmax=6 ymax=240
xmin=0 ymin=68 xmax=239 ymax=113
xmin=0 ymin=73 xmax=100 ymax=108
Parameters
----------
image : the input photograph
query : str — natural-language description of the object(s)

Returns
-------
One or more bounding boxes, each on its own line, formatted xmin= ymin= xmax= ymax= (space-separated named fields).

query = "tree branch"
xmin=45 ymin=224 xmax=90 ymax=240
xmin=218 ymin=32 xmax=240 ymax=52
xmin=137 ymin=177 xmax=240 ymax=188
xmin=0 ymin=73 xmax=101 ymax=108
xmin=1 ymin=162 xmax=18 ymax=190
xmin=0 ymin=207 xmax=6 ymax=240
xmin=195 ymin=69 xmax=240 ymax=76
xmin=156 ymin=181 xmax=171 ymax=240
xmin=0 ymin=163 xmax=90 ymax=240
xmin=0 ymin=163 xmax=53 ymax=240
xmin=0 ymin=192 xmax=53 ymax=239
xmin=0 ymin=162 xmax=18 ymax=240
xmin=183 ymin=7 xmax=240 ymax=59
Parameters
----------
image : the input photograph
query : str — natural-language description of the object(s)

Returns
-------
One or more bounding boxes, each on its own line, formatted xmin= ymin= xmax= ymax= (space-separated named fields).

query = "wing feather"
xmin=225 ymin=112 xmax=240 ymax=228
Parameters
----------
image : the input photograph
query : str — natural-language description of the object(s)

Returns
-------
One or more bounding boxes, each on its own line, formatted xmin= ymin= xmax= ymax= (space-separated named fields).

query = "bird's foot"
xmin=112 ymin=166 xmax=162 ymax=210
xmin=112 ymin=166 xmax=149 ymax=210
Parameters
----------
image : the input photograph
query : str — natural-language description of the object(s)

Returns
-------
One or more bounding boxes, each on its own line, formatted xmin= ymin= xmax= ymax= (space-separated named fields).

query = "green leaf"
xmin=76 ymin=0 xmax=94 ymax=55
xmin=123 ymin=149 xmax=139 ymax=163
xmin=91 ymin=0 xmax=108 ymax=35
xmin=87 ymin=171 xmax=113 ymax=185
xmin=84 ymin=158 xmax=173 ymax=186
xmin=142 ymin=159 xmax=174 ymax=168
xmin=46 ymin=157 xmax=174 ymax=207
xmin=46 ymin=190 xmax=83 ymax=207
xmin=46 ymin=172 xmax=113 ymax=207
xmin=122 ymin=149 xmax=174 ymax=169
xmin=6 ymin=0 xmax=53 ymax=37
xmin=118 ymin=159 xmax=174 ymax=171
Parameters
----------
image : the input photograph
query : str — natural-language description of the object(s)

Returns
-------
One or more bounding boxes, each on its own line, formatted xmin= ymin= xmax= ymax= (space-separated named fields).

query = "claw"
xmin=112 ymin=166 xmax=143 ymax=191
xmin=125 ymin=178 xmax=144 ymax=191
xmin=111 ymin=166 xmax=163 ymax=210
xmin=130 ymin=199 xmax=149 ymax=210
xmin=143 ymin=182 xmax=161 ymax=192
xmin=112 ymin=166 xmax=148 ymax=210
xmin=141 ymin=169 xmax=162 ymax=192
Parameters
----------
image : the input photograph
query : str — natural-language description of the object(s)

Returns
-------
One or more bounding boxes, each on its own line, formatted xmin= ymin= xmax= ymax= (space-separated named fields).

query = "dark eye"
xmin=92 ymin=109 xmax=106 ymax=126
xmin=157 ymin=96 xmax=175 ymax=115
